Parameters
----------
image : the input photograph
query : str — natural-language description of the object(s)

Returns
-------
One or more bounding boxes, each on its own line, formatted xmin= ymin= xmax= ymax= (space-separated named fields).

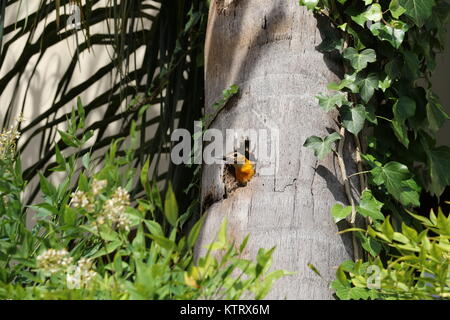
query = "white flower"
xmin=94 ymin=187 xmax=132 ymax=232
xmin=66 ymin=258 xmax=97 ymax=289
xmin=70 ymin=190 xmax=93 ymax=211
xmin=37 ymin=249 xmax=73 ymax=274
xmin=92 ymin=179 xmax=107 ymax=196
xmin=0 ymin=125 xmax=21 ymax=160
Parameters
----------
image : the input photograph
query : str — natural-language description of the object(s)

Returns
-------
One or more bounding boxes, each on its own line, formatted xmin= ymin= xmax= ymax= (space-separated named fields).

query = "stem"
xmin=377 ymin=115 xmax=392 ymax=122
xmin=335 ymin=127 xmax=362 ymax=261
xmin=347 ymin=170 xmax=371 ymax=179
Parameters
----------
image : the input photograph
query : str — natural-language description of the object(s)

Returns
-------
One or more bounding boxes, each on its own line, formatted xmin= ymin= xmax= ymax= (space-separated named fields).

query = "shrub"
xmin=0 ymin=109 xmax=288 ymax=300
xmin=333 ymin=209 xmax=450 ymax=300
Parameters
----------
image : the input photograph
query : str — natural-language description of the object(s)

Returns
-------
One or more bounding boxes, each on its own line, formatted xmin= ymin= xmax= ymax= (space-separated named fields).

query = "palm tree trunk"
xmin=197 ymin=0 xmax=355 ymax=299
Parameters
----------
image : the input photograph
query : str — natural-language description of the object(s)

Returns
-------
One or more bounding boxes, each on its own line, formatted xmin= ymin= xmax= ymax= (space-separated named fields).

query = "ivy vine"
xmin=301 ymin=0 xmax=450 ymax=264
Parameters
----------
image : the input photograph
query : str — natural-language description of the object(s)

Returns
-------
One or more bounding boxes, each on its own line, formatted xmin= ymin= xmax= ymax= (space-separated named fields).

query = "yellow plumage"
xmin=224 ymin=152 xmax=255 ymax=184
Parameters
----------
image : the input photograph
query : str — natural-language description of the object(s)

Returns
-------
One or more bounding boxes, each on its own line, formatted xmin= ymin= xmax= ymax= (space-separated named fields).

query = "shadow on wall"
xmin=433 ymin=22 xmax=450 ymax=147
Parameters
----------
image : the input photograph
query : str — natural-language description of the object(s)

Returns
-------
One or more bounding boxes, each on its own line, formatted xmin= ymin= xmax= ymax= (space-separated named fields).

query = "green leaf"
xmin=380 ymin=217 xmax=395 ymax=241
xmin=164 ymin=183 xmax=179 ymax=227
xmin=147 ymin=235 xmax=176 ymax=251
xmin=359 ymin=233 xmax=382 ymax=256
xmin=316 ymin=92 xmax=348 ymax=112
xmin=82 ymin=153 xmax=90 ymax=170
xmin=369 ymin=21 xmax=408 ymax=49
xmin=389 ymin=0 xmax=406 ymax=19
xmin=328 ymin=73 xmax=358 ymax=92
xmin=332 ymin=280 xmax=371 ymax=300
xmin=38 ymin=173 xmax=57 ymax=198
xmin=307 ymin=263 xmax=323 ymax=277
xmin=371 ymin=162 xmax=420 ymax=207
xmin=426 ymin=90 xmax=448 ymax=133
xmin=77 ymin=97 xmax=85 ymax=129
xmin=364 ymin=4 xmax=383 ymax=22
xmin=398 ymin=178 xmax=421 ymax=207
xmin=209 ymin=218 xmax=228 ymax=251
xmin=57 ymin=130 xmax=79 ymax=148
xmin=392 ymin=96 xmax=416 ymax=148
xmin=378 ymin=75 xmax=392 ymax=92
xmin=140 ymin=158 xmax=150 ymax=189
xmin=427 ymin=146 xmax=450 ymax=197
xmin=356 ymin=72 xmax=378 ymax=103
xmin=303 ymin=132 xmax=341 ymax=160
xmin=402 ymin=51 xmax=421 ymax=79
xmin=187 ymin=216 xmax=205 ymax=249
xmin=316 ymin=36 xmax=344 ymax=53
xmin=398 ymin=0 xmax=435 ymax=27
xmin=53 ymin=145 xmax=66 ymax=171
xmin=341 ymin=105 xmax=367 ymax=135
xmin=299 ymin=0 xmax=319 ymax=10
xmin=144 ymin=220 xmax=164 ymax=237
xmin=343 ymin=48 xmax=376 ymax=71
xmin=331 ymin=204 xmax=352 ymax=223
xmin=357 ymin=190 xmax=385 ymax=221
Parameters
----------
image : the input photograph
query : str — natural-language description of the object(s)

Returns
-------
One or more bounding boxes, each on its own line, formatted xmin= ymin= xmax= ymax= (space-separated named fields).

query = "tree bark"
xmin=197 ymin=0 xmax=355 ymax=299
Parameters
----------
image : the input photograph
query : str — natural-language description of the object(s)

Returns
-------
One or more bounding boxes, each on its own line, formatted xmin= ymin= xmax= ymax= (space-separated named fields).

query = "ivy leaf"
xmin=398 ymin=178 xmax=421 ymax=207
xmin=402 ymin=51 xmax=421 ymax=79
xmin=343 ymin=48 xmax=377 ymax=71
xmin=332 ymin=280 xmax=372 ymax=300
xmin=398 ymin=0 xmax=435 ymax=27
xmin=357 ymin=190 xmax=385 ymax=221
xmin=365 ymin=103 xmax=378 ymax=124
xmin=356 ymin=72 xmax=378 ymax=103
xmin=303 ymin=132 xmax=341 ymax=160
xmin=316 ymin=36 xmax=344 ymax=53
xmin=427 ymin=146 xmax=450 ymax=197
xmin=392 ymin=120 xmax=409 ymax=148
xmin=316 ymin=92 xmax=348 ymax=112
xmin=392 ymin=96 xmax=416 ymax=148
xmin=364 ymin=4 xmax=383 ymax=22
xmin=358 ymin=233 xmax=382 ymax=256
xmin=299 ymin=0 xmax=319 ymax=10
xmin=426 ymin=90 xmax=449 ymax=133
xmin=371 ymin=162 xmax=420 ymax=207
xmin=378 ymin=75 xmax=392 ymax=92
xmin=328 ymin=73 xmax=358 ymax=92
xmin=349 ymin=4 xmax=382 ymax=27
xmin=369 ymin=21 xmax=408 ymax=49
xmin=389 ymin=0 xmax=406 ymax=19
xmin=331 ymin=204 xmax=352 ymax=223
xmin=385 ymin=57 xmax=402 ymax=79
xmin=341 ymin=105 xmax=367 ymax=135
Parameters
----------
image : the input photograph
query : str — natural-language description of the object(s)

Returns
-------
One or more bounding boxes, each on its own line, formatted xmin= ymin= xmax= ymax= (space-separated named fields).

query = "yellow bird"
xmin=223 ymin=152 xmax=256 ymax=184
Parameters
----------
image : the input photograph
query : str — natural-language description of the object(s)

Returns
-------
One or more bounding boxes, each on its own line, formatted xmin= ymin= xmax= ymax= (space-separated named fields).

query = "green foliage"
xmin=303 ymin=132 xmax=341 ymax=160
xmin=301 ymin=0 xmax=450 ymax=215
xmin=302 ymin=0 xmax=450 ymax=203
xmin=300 ymin=0 xmax=450 ymax=300
xmin=0 ymin=106 xmax=288 ymax=300
xmin=1 ymin=1 xmax=208 ymax=214
xmin=332 ymin=208 xmax=450 ymax=300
